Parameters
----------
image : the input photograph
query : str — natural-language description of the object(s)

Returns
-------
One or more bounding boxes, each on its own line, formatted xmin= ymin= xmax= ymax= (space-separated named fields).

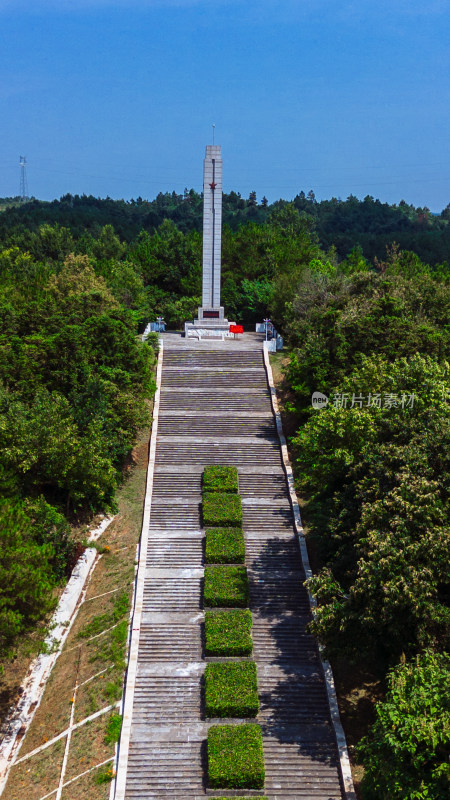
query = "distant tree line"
xmin=1 ymin=189 xmax=449 ymax=264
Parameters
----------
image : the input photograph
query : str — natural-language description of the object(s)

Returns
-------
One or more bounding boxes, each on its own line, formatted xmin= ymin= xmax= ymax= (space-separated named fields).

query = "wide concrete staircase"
xmin=122 ymin=337 xmax=345 ymax=800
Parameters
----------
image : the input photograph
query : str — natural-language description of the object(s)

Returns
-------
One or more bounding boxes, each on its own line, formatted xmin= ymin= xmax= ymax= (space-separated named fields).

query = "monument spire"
xmin=201 ymin=143 xmax=223 ymax=313
xmin=184 ymin=143 xmax=232 ymax=337
xmin=202 ymin=145 xmax=223 ymax=312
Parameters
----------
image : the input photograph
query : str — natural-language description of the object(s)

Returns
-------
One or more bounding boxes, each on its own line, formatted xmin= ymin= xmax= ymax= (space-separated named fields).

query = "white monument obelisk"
xmin=185 ymin=140 xmax=231 ymax=336
xmin=199 ymin=144 xmax=224 ymax=321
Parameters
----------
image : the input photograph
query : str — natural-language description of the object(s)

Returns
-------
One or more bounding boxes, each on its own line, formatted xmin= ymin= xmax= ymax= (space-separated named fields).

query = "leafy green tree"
xmin=24 ymin=496 xmax=74 ymax=579
xmin=293 ymin=355 xmax=450 ymax=662
xmin=161 ymin=295 xmax=201 ymax=328
xmin=240 ymin=278 xmax=274 ymax=322
xmin=340 ymin=244 xmax=369 ymax=274
xmin=0 ymin=499 xmax=57 ymax=655
xmin=284 ymin=266 xmax=449 ymax=415
xmin=308 ymin=257 xmax=337 ymax=276
xmin=98 ymin=260 xmax=146 ymax=322
xmin=91 ymin=224 xmax=125 ymax=261
xmin=47 ymin=253 xmax=119 ymax=319
xmin=33 ymin=223 xmax=75 ymax=261
xmin=357 ymin=651 xmax=450 ymax=800
xmin=0 ymin=246 xmax=36 ymax=280
xmin=266 ymin=204 xmax=322 ymax=325
xmin=0 ymin=387 xmax=117 ymax=512
xmin=136 ymin=219 xmax=200 ymax=294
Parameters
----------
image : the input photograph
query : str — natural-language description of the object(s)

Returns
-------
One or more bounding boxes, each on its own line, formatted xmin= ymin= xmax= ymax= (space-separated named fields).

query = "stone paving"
xmin=122 ymin=333 xmax=345 ymax=799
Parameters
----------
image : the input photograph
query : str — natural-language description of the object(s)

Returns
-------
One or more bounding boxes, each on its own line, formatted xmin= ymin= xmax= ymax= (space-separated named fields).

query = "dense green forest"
xmin=0 ymin=191 xmax=449 ymax=798
xmin=280 ymin=245 xmax=449 ymax=797
xmin=0 ymin=238 xmax=157 ymax=658
xmin=2 ymin=189 xmax=450 ymax=264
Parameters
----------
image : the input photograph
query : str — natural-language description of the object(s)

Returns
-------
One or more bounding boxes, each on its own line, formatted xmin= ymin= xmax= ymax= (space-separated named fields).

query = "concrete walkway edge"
xmin=113 ymin=339 xmax=164 ymax=800
xmin=263 ymin=347 xmax=357 ymax=800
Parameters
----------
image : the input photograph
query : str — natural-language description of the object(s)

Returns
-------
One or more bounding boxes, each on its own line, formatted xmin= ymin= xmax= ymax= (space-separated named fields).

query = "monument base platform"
xmin=184 ymin=305 xmax=236 ymax=338
xmin=184 ymin=318 xmax=235 ymax=339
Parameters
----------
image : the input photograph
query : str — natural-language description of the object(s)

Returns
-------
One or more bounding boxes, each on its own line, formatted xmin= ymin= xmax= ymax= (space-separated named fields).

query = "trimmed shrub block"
xmin=205 ymin=609 xmax=253 ymax=656
xmin=203 ymin=465 xmax=239 ymax=494
xmin=203 ymin=493 xmax=242 ymax=527
xmin=208 ymin=724 xmax=265 ymax=789
xmin=205 ymin=662 xmax=259 ymax=718
xmin=205 ymin=527 xmax=245 ymax=564
xmin=204 ymin=566 xmax=249 ymax=608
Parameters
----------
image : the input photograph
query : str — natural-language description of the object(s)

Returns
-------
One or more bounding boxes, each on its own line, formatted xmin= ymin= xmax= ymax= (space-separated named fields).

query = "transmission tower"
xmin=19 ymin=156 xmax=28 ymax=201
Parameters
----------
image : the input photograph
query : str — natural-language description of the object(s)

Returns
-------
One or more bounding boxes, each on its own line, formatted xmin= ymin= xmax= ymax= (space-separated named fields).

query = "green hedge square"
xmin=208 ymin=724 xmax=265 ymax=789
xmin=203 ymin=465 xmax=239 ymax=494
xmin=204 ymin=566 xmax=249 ymax=608
xmin=205 ymin=609 xmax=253 ymax=656
xmin=202 ymin=493 xmax=242 ymax=527
xmin=205 ymin=662 xmax=259 ymax=718
xmin=205 ymin=527 xmax=245 ymax=564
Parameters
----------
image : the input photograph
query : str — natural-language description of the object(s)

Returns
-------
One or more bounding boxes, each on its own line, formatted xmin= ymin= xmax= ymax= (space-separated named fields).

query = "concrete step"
xmin=163 ymin=366 xmax=265 ymax=373
xmin=149 ymin=506 xmax=201 ymax=527
xmin=147 ymin=537 xmax=204 ymax=568
xmin=249 ymin=573 xmax=310 ymax=614
xmin=137 ymin=623 xmax=202 ymax=661
xmin=152 ymin=473 xmax=203 ymax=496
xmin=159 ymin=394 xmax=271 ymax=413
xmin=154 ymin=440 xmax=282 ymax=467
xmin=258 ymin=671 xmax=332 ymax=725
xmin=151 ymin=471 xmax=289 ymax=500
xmin=157 ymin=417 xmax=276 ymax=437
xmin=245 ymin=536 xmax=303 ymax=571
xmin=142 ymin=579 xmax=203 ymax=613
xmin=163 ymin=351 xmax=263 ymax=368
xmin=238 ymin=473 xmax=288 ymax=498
xmin=133 ymin=676 xmax=202 ymax=722
xmin=243 ymin=507 xmax=294 ymax=533
xmin=162 ymin=372 xmax=269 ymax=389
xmin=263 ymin=732 xmax=343 ymax=799
xmin=251 ymin=617 xmax=317 ymax=664
xmin=125 ymin=741 xmax=204 ymax=798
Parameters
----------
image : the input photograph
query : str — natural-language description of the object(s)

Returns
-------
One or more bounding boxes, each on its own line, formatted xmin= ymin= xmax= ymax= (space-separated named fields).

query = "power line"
xmin=0 ymin=157 xmax=447 ymax=206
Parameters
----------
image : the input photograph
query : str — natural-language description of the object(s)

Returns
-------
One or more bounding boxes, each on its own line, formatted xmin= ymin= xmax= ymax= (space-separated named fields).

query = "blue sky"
xmin=1 ymin=0 xmax=449 ymax=209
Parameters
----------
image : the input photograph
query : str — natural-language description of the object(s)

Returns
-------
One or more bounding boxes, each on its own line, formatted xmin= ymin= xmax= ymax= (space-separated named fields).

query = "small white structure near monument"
xmin=185 ymin=144 xmax=233 ymax=338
